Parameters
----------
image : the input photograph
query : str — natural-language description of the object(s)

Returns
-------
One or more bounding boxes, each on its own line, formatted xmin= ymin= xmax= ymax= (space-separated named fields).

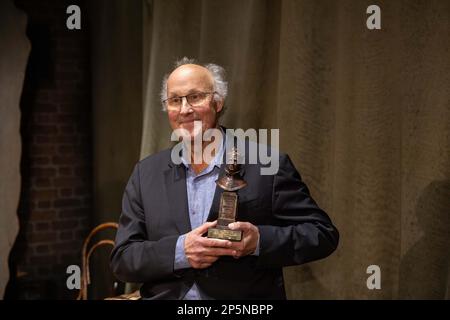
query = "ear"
xmin=214 ymin=98 xmax=224 ymax=113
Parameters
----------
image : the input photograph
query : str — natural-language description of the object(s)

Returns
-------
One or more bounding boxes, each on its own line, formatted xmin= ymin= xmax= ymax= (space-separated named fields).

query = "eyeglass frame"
xmin=163 ymin=91 xmax=218 ymax=110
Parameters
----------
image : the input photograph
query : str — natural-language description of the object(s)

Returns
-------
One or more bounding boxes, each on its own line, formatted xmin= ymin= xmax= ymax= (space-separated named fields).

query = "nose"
xmin=179 ymin=96 xmax=192 ymax=114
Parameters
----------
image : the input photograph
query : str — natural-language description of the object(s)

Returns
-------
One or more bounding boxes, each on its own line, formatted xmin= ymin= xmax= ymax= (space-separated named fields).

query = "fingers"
xmin=189 ymin=239 xmax=235 ymax=256
xmin=186 ymin=235 xmax=233 ymax=253
xmin=197 ymin=263 xmax=213 ymax=269
xmin=228 ymin=221 xmax=253 ymax=232
xmin=204 ymin=247 xmax=236 ymax=257
xmin=187 ymin=221 xmax=260 ymax=269
xmin=229 ymin=244 xmax=245 ymax=258
xmin=227 ymin=222 xmax=260 ymax=258
xmin=201 ymin=237 xmax=232 ymax=248
xmin=187 ymin=253 xmax=218 ymax=264
xmin=193 ymin=220 xmax=217 ymax=235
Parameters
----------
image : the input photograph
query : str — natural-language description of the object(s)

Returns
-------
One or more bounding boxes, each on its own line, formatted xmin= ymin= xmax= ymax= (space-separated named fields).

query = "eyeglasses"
xmin=163 ymin=92 xmax=216 ymax=110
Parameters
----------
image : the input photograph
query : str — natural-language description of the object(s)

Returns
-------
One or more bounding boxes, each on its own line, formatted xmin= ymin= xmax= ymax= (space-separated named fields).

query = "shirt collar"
xmin=181 ymin=127 xmax=225 ymax=171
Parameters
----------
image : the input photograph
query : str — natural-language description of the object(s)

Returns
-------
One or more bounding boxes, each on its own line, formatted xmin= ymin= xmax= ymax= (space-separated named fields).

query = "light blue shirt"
xmin=173 ymin=129 xmax=259 ymax=300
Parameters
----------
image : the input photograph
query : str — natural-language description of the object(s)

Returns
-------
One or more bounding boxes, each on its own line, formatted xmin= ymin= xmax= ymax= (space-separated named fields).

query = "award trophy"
xmin=207 ymin=148 xmax=247 ymax=242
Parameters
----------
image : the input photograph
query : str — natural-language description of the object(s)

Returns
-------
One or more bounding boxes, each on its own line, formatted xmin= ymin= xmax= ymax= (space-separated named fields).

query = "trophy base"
xmin=207 ymin=227 xmax=242 ymax=242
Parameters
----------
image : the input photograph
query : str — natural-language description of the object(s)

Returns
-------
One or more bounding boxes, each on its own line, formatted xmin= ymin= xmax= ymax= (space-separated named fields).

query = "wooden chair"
xmin=76 ymin=222 xmax=140 ymax=300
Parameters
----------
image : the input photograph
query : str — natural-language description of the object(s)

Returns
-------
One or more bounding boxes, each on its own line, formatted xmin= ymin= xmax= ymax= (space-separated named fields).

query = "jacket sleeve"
xmin=110 ymin=162 xmax=179 ymax=283
xmin=256 ymin=153 xmax=339 ymax=268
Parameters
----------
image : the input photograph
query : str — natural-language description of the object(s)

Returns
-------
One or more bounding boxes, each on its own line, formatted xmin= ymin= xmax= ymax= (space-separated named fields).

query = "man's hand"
xmin=228 ymin=222 xmax=260 ymax=259
xmin=184 ymin=221 xmax=235 ymax=269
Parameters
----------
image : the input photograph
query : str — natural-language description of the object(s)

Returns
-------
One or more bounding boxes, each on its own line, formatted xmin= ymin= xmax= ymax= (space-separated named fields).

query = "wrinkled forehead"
xmin=167 ymin=64 xmax=214 ymax=93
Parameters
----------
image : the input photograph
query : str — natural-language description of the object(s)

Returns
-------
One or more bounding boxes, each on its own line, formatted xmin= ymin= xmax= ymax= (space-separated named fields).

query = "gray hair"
xmin=160 ymin=57 xmax=228 ymax=116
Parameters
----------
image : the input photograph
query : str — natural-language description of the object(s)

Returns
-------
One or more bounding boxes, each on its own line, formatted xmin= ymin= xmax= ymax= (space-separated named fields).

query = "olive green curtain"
xmin=140 ymin=0 xmax=450 ymax=299
xmin=90 ymin=0 xmax=449 ymax=299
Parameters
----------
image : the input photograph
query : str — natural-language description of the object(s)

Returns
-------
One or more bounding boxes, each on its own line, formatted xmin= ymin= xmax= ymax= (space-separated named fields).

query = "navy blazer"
xmin=110 ymin=140 xmax=339 ymax=299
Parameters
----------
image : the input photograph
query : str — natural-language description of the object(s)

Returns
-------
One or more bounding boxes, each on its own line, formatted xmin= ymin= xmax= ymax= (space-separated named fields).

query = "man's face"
xmin=166 ymin=64 xmax=223 ymax=139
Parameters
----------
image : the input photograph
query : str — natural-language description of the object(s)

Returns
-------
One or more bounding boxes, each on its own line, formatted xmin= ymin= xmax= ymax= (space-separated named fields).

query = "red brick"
xmin=53 ymin=198 xmax=81 ymax=208
xmin=58 ymin=167 xmax=72 ymax=176
xmin=57 ymin=114 xmax=77 ymax=123
xmin=31 ymin=167 xmax=57 ymax=178
xmin=52 ymin=241 xmax=81 ymax=252
xmin=31 ymin=156 xmax=50 ymax=165
xmin=60 ymin=188 xmax=73 ymax=197
xmin=59 ymin=125 xmax=75 ymax=134
xmin=34 ymin=135 xmax=56 ymax=143
xmin=74 ymin=230 xmax=89 ymax=239
xmin=55 ymin=62 xmax=80 ymax=72
xmin=81 ymin=197 xmax=91 ymax=207
xmin=53 ymin=177 xmax=82 ymax=188
xmin=30 ymin=255 xmax=57 ymax=265
xmin=34 ymin=178 xmax=52 ymax=188
xmin=12 ymin=0 xmax=93 ymax=296
xmin=78 ymin=217 xmax=91 ymax=228
xmin=30 ymin=189 xmax=57 ymax=200
xmin=52 ymin=220 xmax=79 ymax=230
xmin=58 ymin=104 xmax=78 ymax=111
xmin=55 ymin=135 xmax=77 ymax=143
xmin=35 ymin=113 xmax=59 ymax=123
xmin=37 ymin=201 xmax=51 ymax=209
xmin=74 ymin=166 xmax=89 ymax=177
xmin=74 ymin=187 xmax=88 ymax=196
xmin=59 ymin=231 xmax=73 ymax=240
xmin=37 ymin=266 xmax=51 ymax=277
xmin=58 ymin=82 xmax=78 ymax=92
xmin=32 ymin=125 xmax=58 ymax=135
xmin=31 ymin=210 xmax=56 ymax=221
xmin=35 ymin=245 xmax=50 ymax=254
xmin=28 ymin=232 xmax=57 ymax=243
xmin=31 ymin=145 xmax=56 ymax=155
xmin=57 ymin=91 xmax=84 ymax=102
xmin=57 ymin=145 xmax=74 ymax=154
xmin=59 ymin=254 xmax=79 ymax=265
xmin=33 ymin=114 xmax=50 ymax=123
xmin=34 ymin=103 xmax=57 ymax=113
xmin=52 ymin=155 xmax=78 ymax=165
xmin=35 ymin=222 xmax=50 ymax=231
xmin=55 ymin=48 xmax=84 ymax=59
xmin=59 ymin=208 xmax=85 ymax=219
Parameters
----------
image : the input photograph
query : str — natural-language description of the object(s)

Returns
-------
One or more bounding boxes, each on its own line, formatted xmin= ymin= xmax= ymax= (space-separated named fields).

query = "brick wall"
xmin=8 ymin=0 xmax=92 ymax=299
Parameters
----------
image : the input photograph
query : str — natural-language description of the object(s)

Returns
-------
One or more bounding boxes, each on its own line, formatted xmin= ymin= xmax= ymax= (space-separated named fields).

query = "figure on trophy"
xmin=207 ymin=147 xmax=247 ymax=241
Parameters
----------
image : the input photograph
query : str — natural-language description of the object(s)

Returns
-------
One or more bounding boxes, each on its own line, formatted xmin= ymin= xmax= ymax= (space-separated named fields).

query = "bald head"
xmin=166 ymin=64 xmax=214 ymax=98
xmin=168 ymin=64 xmax=214 ymax=83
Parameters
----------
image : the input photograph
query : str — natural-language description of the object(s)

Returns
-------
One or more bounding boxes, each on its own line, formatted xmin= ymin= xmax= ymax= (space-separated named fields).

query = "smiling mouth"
xmin=179 ymin=119 xmax=198 ymax=124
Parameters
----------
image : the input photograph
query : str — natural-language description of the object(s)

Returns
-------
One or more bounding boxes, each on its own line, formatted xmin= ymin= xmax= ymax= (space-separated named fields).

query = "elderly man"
xmin=110 ymin=58 xmax=339 ymax=299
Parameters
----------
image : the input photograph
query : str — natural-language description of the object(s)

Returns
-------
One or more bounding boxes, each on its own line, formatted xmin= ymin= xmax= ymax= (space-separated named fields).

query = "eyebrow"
xmin=168 ymin=89 xmax=206 ymax=98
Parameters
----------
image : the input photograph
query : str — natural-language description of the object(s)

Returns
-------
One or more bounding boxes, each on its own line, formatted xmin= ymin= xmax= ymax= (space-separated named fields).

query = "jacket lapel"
xmin=206 ymin=164 xmax=225 ymax=222
xmin=164 ymin=163 xmax=191 ymax=234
